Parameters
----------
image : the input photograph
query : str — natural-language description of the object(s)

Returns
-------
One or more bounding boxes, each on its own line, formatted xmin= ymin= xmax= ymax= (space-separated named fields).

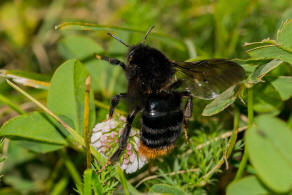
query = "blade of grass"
xmin=55 ymin=22 xmax=186 ymax=51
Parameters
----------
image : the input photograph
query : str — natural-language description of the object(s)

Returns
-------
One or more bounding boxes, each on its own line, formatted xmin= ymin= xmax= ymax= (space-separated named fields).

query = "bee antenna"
xmin=107 ymin=32 xmax=130 ymax=48
xmin=142 ymin=25 xmax=155 ymax=44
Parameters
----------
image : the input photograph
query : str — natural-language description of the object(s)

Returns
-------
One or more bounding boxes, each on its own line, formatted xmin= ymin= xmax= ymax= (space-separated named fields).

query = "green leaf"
xmin=58 ymin=35 xmax=103 ymax=60
xmin=246 ymin=115 xmax=292 ymax=193
xmin=202 ymin=86 xmax=236 ymax=116
xmin=92 ymin=171 xmax=103 ymax=195
xmin=0 ymin=112 xmax=67 ymax=145
xmin=253 ymin=84 xmax=283 ymax=114
xmin=47 ymin=59 xmax=96 ymax=135
xmin=150 ymin=184 xmax=187 ymax=195
xmin=13 ymin=140 xmax=64 ymax=153
xmin=249 ymin=59 xmax=283 ymax=83
xmin=227 ymin=176 xmax=270 ymax=195
xmin=233 ymin=59 xmax=269 ymax=74
xmin=272 ymin=76 xmax=292 ymax=100
xmin=277 ymin=19 xmax=292 ymax=50
xmin=83 ymin=169 xmax=93 ymax=195
xmin=247 ymin=45 xmax=292 ymax=65
xmin=84 ymin=59 xmax=127 ymax=94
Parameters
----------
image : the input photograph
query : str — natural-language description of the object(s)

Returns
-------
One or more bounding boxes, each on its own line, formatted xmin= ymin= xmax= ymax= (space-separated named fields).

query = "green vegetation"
xmin=0 ymin=0 xmax=291 ymax=194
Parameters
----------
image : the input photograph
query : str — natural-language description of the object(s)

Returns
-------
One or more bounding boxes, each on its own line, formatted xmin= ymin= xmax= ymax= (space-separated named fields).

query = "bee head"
xmin=107 ymin=26 xmax=156 ymax=64
xmin=126 ymin=44 xmax=166 ymax=66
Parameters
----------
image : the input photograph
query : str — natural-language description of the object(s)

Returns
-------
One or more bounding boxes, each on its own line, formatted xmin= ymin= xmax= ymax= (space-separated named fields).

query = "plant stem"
xmin=234 ymin=87 xmax=253 ymax=181
xmin=135 ymin=168 xmax=198 ymax=188
xmin=84 ymin=77 xmax=91 ymax=169
xmin=227 ymin=107 xmax=240 ymax=157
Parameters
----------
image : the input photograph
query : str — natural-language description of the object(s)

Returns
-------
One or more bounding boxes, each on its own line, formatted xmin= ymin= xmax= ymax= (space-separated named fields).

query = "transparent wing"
xmin=174 ymin=59 xmax=245 ymax=100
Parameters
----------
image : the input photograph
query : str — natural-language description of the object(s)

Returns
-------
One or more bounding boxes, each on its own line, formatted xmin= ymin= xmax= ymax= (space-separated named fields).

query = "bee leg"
xmin=109 ymin=93 xmax=127 ymax=119
xmin=109 ymin=107 xmax=140 ymax=163
xmin=96 ymin=55 xmax=126 ymax=70
xmin=183 ymin=121 xmax=190 ymax=143
xmin=98 ymin=108 xmax=139 ymax=173
xmin=181 ymin=91 xmax=193 ymax=143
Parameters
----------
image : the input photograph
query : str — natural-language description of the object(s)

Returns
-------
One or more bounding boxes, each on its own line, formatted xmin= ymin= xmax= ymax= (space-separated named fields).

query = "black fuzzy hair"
xmin=125 ymin=44 xmax=175 ymax=94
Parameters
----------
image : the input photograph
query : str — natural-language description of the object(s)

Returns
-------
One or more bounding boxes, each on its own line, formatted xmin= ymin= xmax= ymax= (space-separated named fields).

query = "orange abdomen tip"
xmin=138 ymin=143 xmax=174 ymax=159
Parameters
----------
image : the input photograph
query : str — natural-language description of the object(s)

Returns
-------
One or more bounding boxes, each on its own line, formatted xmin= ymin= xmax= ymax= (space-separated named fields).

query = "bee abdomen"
xmin=138 ymin=92 xmax=183 ymax=159
xmin=140 ymin=110 xmax=183 ymax=149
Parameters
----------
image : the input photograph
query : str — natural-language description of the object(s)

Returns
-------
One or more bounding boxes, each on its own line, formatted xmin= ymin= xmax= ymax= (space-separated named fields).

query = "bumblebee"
xmin=96 ymin=26 xmax=245 ymax=164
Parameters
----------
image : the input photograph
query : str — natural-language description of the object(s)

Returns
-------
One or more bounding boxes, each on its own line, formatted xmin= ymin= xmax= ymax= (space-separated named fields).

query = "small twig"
xmin=129 ymin=166 xmax=159 ymax=184
xmin=135 ymin=168 xmax=199 ymax=188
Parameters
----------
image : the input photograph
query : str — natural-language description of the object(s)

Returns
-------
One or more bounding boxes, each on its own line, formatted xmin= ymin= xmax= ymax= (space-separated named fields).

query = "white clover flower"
xmin=91 ymin=116 xmax=147 ymax=173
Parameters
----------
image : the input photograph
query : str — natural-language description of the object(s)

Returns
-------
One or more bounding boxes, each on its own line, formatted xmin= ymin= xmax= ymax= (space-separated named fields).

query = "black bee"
xmin=96 ymin=26 xmax=245 ymax=164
